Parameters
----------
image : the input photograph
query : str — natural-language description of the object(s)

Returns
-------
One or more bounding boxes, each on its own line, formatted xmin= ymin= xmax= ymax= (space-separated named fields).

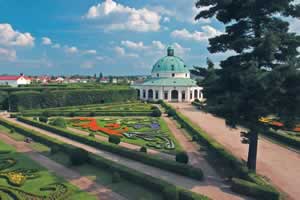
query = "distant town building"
xmin=0 ymin=74 xmax=31 ymax=87
xmin=132 ymin=47 xmax=203 ymax=102
xmin=55 ymin=77 xmax=65 ymax=83
xmin=100 ymin=77 xmax=109 ymax=84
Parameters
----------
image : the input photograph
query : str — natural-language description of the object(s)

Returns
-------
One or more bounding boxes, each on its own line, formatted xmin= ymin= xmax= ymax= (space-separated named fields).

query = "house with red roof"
xmin=0 ymin=74 xmax=31 ymax=87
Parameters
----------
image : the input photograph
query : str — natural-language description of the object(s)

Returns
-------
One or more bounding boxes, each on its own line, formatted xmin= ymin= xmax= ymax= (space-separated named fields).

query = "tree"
xmin=195 ymin=0 xmax=300 ymax=171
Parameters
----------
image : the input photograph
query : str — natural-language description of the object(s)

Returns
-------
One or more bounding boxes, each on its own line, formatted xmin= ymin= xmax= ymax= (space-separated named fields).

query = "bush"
xmin=112 ymin=171 xmax=121 ymax=183
xmin=108 ymin=135 xmax=121 ymax=145
xmin=9 ymin=128 xmax=15 ymax=134
xmin=231 ymin=178 xmax=280 ymax=200
xmin=70 ymin=148 xmax=89 ymax=166
xmin=140 ymin=146 xmax=147 ymax=153
xmin=176 ymin=152 xmax=189 ymax=164
xmin=89 ymin=133 xmax=95 ymax=137
xmin=39 ymin=116 xmax=48 ymax=123
xmin=33 ymin=117 xmax=38 ymax=121
xmin=151 ymin=108 xmax=162 ymax=117
xmin=49 ymin=117 xmax=66 ymax=128
xmin=163 ymin=186 xmax=178 ymax=200
xmin=167 ymin=109 xmax=176 ymax=117
xmin=50 ymin=145 xmax=60 ymax=155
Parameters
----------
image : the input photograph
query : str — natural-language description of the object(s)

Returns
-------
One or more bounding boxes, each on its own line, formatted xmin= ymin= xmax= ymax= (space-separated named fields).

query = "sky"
xmin=0 ymin=0 xmax=299 ymax=76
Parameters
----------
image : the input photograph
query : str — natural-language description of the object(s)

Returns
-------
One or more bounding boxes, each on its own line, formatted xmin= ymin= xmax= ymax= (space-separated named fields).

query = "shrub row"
xmin=261 ymin=129 xmax=300 ymax=151
xmin=7 ymin=88 xmax=137 ymax=111
xmin=231 ymin=178 xmax=280 ymax=200
xmin=21 ymin=111 xmax=152 ymax=117
xmin=0 ymin=117 xmax=209 ymax=200
xmin=160 ymin=102 xmax=280 ymax=200
xmin=18 ymin=117 xmax=204 ymax=180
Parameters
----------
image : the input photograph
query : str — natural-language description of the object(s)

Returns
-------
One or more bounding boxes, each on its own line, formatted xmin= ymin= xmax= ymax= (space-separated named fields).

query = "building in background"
xmin=0 ymin=74 xmax=31 ymax=87
xmin=132 ymin=47 xmax=203 ymax=102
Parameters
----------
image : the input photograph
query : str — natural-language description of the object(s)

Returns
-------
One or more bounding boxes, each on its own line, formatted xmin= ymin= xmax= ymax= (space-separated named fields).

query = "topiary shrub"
xmin=112 ymin=171 xmax=121 ymax=183
xmin=89 ymin=112 xmax=95 ymax=117
xmin=49 ymin=117 xmax=66 ymax=128
xmin=162 ymin=186 xmax=178 ymax=200
xmin=176 ymin=152 xmax=189 ymax=164
xmin=9 ymin=128 xmax=15 ymax=134
xmin=33 ymin=117 xmax=38 ymax=121
xmin=50 ymin=145 xmax=60 ymax=155
xmin=89 ymin=133 xmax=95 ymax=137
xmin=39 ymin=116 xmax=48 ymax=123
xmin=167 ymin=109 xmax=176 ymax=117
xmin=108 ymin=135 xmax=121 ymax=145
xmin=140 ymin=146 xmax=147 ymax=153
xmin=151 ymin=108 xmax=162 ymax=117
xmin=70 ymin=148 xmax=89 ymax=166
xmin=69 ymin=112 xmax=75 ymax=117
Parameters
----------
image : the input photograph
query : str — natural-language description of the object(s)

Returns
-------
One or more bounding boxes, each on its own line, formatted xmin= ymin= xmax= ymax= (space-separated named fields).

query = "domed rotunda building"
xmin=132 ymin=47 xmax=203 ymax=102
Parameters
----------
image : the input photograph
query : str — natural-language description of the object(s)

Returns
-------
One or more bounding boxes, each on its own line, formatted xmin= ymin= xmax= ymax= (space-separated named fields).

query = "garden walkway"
xmin=171 ymin=103 xmax=300 ymax=200
xmin=163 ymin=115 xmax=249 ymax=200
xmin=0 ymin=132 xmax=126 ymax=200
xmin=67 ymin=127 xmax=173 ymax=160
xmin=4 ymin=117 xmax=251 ymax=200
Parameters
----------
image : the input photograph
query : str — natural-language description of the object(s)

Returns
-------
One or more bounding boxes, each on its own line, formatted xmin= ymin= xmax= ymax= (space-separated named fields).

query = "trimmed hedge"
xmin=231 ymin=178 xmax=280 ymax=200
xmin=160 ymin=102 xmax=280 ymax=199
xmin=21 ymin=110 xmax=152 ymax=117
xmin=261 ymin=129 xmax=300 ymax=151
xmin=17 ymin=117 xmax=204 ymax=180
xmin=0 ymin=117 xmax=209 ymax=200
xmin=9 ymin=88 xmax=137 ymax=111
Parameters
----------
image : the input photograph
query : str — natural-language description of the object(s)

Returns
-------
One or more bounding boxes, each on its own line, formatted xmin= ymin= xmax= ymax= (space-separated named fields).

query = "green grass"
xmin=68 ymin=116 xmax=182 ymax=154
xmin=48 ymin=151 xmax=163 ymax=200
xmin=0 ymin=140 xmax=96 ymax=200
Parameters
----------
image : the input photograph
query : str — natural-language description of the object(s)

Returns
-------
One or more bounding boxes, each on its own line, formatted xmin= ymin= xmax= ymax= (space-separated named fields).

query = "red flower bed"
xmin=72 ymin=118 xmax=125 ymax=137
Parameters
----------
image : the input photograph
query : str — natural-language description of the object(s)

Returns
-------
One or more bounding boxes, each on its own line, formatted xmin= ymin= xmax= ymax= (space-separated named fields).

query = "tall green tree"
xmin=195 ymin=0 xmax=300 ymax=171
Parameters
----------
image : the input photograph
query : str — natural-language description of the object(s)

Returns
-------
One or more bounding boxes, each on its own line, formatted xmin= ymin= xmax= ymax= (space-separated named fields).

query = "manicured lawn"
xmin=0 ymin=140 xmax=96 ymax=200
xmin=68 ymin=116 xmax=182 ymax=154
xmin=48 ymin=151 xmax=163 ymax=200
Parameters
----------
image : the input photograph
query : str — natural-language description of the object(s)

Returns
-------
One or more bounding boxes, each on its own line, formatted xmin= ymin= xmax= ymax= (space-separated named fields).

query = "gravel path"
xmin=67 ymin=127 xmax=173 ymax=160
xmin=163 ymin=115 xmax=251 ymax=200
xmin=171 ymin=103 xmax=300 ymax=200
xmin=0 ymin=132 xmax=126 ymax=200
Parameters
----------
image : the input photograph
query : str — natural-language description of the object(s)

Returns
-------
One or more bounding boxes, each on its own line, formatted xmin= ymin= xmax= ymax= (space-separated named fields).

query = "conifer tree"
xmin=195 ymin=0 xmax=300 ymax=171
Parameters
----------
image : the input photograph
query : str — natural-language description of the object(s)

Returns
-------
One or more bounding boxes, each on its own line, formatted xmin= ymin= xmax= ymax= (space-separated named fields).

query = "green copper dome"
xmin=151 ymin=47 xmax=189 ymax=73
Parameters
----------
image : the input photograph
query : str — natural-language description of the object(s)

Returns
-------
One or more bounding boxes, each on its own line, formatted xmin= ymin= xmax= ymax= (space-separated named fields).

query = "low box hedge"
xmin=21 ymin=111 xmax=152 ymax=117
xmin=160 ymin=102 xmax=281 ymax=200
xmin=231 ymin=178 xmax=280 ymax=200
xmin=261 ymin=129 xmax=300 ymax=151
xmin=17 ymin=117 xmax=204 ymax=180
xmin=0 ymin=117 xmax=209 ymax=200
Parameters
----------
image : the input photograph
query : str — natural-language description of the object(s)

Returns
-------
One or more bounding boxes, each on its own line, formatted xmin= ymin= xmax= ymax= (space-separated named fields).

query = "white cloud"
xmin=171 ymin=26 xmax=222 ymax=42
xmin=65 ymin=46 xmax=78 ymax=54
xmin=83 ymin=49 xmax=97 ymax=55
xmin=0 ymin=48 xmax=16 ymax=61
xmin=80 ymin=61 xmax=95 ymax=69
xmin=0 ymin=24 xmax=34 ymax=47
xmin=120 ymin=40 xmax=189 ymax=57
xmin=152 ymin=41 xmax=165 ymax=50
xmin=148 ymin=1 xmax=210 ymax=24
xmin=52 ymin=43 xmax=61 ymax=49
xmin=114 ymin=46 xmax=138 ymax=58
xmin=42 ymin=37 xmax=52 ymax=45
xmin=84 ymin=0 xmax=161 ymax=32
xmin=121 ymin=41 xmax=147 ymax=50
xmin=163 ymin=17 xmax=170 ymax=23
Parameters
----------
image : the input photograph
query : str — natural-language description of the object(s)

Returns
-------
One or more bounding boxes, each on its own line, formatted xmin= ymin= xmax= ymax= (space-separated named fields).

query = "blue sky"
xmin=0 ymin=0 xmax=299 ymax=76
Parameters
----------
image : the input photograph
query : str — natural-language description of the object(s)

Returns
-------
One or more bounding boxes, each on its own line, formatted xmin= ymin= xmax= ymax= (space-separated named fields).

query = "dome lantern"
xmin=167 ymin=46 xmax=174 ymax=56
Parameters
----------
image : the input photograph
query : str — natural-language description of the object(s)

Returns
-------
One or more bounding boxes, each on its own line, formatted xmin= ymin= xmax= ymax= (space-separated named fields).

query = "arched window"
xmin=171 ymin=65 xmax=175 ymax=71
xmin=155 ymin=91 xmax=159 ymax=99
xmin=148 ymin=89 xmax=154 ymax=99
xmin=157 ymin=73 xmax=159 ymax=77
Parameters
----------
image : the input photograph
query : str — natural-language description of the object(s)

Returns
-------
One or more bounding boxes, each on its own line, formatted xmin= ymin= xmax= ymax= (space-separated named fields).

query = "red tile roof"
xmin=0 ymin=75 xmax=30 ymax=81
